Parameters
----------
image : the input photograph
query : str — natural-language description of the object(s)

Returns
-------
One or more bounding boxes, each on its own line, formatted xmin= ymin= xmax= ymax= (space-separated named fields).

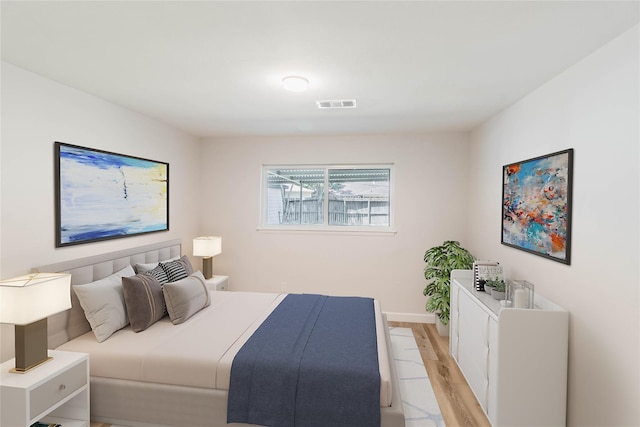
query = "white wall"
xmin=0 ymin=62 xmax=202 ymax=361
xmin=200 ymin=133 xmax=470 ymax=318
xmin=468 ymin=26 xmax=639 ymax=426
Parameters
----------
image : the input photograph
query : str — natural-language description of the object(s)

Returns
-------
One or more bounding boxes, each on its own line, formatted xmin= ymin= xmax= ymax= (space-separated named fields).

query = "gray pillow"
xmin=134 ymin=256 xmax=179 ymax=274
xmin=163 ymin=271 xmax=210 ymax=325
xmin=122 ymin=273 xmax=166 ymax=332
xmin=73 ymin=265 xmax=135 ymax=342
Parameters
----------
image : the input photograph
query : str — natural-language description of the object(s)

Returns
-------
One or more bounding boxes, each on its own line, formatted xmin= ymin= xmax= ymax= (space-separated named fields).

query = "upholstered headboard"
xmin=32 ymin=239 xmax=182 ymax=349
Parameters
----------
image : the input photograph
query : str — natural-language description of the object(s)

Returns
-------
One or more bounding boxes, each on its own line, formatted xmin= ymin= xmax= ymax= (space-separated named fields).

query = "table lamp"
xmin=0 ymin=272 xmax=72 ymax=373
xmin=193 ymin=236 xmax=222 ymax=279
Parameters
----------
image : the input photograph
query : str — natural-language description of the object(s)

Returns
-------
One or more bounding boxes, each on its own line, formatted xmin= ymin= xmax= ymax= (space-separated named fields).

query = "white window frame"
xmin=259 ymin=164 xmax=396 ymax=234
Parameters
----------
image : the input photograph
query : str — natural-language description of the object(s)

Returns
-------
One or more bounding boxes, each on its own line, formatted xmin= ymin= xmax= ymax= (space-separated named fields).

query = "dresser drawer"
xmin=30 ymin=359 xmax=87 ymax=419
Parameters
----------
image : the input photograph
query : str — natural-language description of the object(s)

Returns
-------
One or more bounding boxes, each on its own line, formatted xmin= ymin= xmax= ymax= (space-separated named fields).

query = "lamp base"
xmin=13 ymin=318 xmax=51 ymax=373
xmin=202 ymin=257 xmax=213 ymax=280
xmin=9 ymin=357 xmax=53 ymax=374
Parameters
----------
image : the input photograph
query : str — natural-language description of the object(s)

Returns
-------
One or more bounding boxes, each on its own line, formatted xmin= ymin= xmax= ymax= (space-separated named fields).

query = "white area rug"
xmin=389 ymin=327 xmax=444 ymax=427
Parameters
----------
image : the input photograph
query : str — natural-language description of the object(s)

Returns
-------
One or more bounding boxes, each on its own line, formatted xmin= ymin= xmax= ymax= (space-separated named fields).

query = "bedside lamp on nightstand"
xmin=0 ymin=272 xmax=71 ymax=373
xmin=193 ymin=236 xmax=222 ymax=279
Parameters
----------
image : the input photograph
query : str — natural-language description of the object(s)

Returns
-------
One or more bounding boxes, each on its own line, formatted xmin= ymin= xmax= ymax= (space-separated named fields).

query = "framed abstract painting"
xmin=501 ymin=149 xmax=573 ymax=264
xmin=55 ymin=142 xmax=169 ymax=247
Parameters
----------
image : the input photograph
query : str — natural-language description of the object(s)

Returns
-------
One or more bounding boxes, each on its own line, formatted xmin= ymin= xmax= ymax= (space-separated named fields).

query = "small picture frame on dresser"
xmin=473 ymin=260 xmax=502 ymax=291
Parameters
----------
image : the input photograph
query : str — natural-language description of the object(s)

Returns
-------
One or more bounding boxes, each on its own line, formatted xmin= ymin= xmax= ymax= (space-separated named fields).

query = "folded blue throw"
xmin=227 ymin=294 xmax=380 ymax=427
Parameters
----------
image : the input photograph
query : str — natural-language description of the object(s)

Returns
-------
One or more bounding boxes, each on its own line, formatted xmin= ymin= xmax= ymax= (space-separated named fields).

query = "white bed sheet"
xmin=57 ymin=291 xmax=392 ymax=407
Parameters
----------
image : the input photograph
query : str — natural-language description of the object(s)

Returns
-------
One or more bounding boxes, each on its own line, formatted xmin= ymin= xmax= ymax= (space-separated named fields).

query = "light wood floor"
xmin=90 ymin=322 xmax=489 ymax=427
xmin=389 ymin=321 xmax=491 ymax=427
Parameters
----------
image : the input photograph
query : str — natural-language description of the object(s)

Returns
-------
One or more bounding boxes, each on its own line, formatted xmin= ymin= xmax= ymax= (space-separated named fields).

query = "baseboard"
xmin=384 ymin=312 xmax=435 ymax=324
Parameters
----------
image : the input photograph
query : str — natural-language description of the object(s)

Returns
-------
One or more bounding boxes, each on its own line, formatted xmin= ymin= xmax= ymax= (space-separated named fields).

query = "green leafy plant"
xmin=486 ymin=278 xmax=506 ymax=292
xmin=423 ymin=240 xmax=474 ymax=325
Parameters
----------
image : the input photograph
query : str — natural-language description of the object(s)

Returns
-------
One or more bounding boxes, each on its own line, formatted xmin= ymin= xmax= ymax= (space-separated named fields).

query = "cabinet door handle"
xmin=484 ymin=316 xmax=490 ymax=377
xmin=485 ymin=316 xmax=490 ymax=346
xmin=59 ymin=384 xmax=66 ymax=391
xmin=486 ymin=348 xmax=491 ymax=378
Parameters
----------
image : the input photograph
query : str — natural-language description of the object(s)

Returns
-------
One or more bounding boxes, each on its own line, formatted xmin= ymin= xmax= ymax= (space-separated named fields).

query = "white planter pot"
xmin=435 ymin=316 xmax=449 ymax=336
xmin=491 ymin=290 xmax=506 ymax=300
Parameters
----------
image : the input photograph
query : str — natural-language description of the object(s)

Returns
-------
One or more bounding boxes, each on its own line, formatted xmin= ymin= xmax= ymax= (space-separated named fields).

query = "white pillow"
xmin=73 ymin=265 xmax=135 ymax=342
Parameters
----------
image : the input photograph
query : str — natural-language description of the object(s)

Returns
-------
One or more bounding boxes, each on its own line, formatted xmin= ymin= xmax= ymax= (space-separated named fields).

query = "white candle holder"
xmin=506 ymin=279 xmax=534 ymax=309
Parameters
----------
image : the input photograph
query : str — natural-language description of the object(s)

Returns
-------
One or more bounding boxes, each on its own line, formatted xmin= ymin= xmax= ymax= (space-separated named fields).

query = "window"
xmin=261 ymin=165 xmax=393 ymax=231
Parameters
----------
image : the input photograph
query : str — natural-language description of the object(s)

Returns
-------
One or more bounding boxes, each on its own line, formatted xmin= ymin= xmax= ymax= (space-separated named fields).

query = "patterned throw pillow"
xmin=146 ymin=264 xmax=169 ymax=284
xmin=160 ymin=259 xmax=189 ymax=282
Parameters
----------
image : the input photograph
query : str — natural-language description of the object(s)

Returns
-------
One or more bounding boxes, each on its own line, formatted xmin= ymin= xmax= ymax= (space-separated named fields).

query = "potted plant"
xmin=486 ymin=278 xmax=506 ymax=300
xmin=423 ymin=240 xmax=474 ymax=336
xmin=483 ymin=280 xmax=496 ymax=294
xmin=483 ymin=277 xmax=500 ymax=294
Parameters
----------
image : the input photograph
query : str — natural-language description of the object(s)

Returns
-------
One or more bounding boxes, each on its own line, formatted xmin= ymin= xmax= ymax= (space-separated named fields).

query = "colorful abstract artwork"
xmin=55 ymin=142 xmax=169 ymax=247
xmin=502 ymin=149 xmax=573 ymax=264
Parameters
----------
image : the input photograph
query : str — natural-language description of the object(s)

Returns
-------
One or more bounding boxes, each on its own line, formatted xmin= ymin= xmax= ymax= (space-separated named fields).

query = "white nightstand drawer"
xmin=205 ymin=275 xmax=229 ymax=291
xmin=30 ymin=359 xmax=87 ymax=419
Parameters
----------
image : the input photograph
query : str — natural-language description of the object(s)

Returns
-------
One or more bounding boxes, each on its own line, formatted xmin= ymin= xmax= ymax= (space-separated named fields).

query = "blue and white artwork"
xmin=56 ymin=142 xmax=168 ymax=246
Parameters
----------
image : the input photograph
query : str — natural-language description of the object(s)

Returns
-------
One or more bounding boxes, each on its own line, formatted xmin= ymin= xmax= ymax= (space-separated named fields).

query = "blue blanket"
xmin=227 ymin=294 xmax=380 ymax=427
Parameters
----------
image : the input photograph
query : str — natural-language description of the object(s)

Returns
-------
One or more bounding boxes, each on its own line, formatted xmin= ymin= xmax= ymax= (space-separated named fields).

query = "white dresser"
xmin=449 ymin=270 xmax=568 ymax=427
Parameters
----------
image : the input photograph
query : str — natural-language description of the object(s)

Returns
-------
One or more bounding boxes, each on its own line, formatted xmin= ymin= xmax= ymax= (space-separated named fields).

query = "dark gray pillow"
xmin=122 ymin=273 xmax=166 ymax=332
xmin=177 ymin=255 xmax=195 ymax=275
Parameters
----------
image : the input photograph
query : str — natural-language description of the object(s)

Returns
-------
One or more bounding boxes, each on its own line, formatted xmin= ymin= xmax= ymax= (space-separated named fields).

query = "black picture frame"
xmin=55 ymin=142 xmax=169 ymax=247
xmin=501 ymin=148 xmax=573 ymax=264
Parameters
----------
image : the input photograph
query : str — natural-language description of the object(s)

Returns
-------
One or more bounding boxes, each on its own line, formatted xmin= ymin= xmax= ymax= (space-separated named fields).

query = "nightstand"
xmin=205 ymin=275 xmax=229 ymax=291
xmin=1 ymin=350 xmax=89 ymax=427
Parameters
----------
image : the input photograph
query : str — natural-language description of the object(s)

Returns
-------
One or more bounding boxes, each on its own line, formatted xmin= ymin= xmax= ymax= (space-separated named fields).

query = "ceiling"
xmin=2 ymin=1 xmax=638 ymax=138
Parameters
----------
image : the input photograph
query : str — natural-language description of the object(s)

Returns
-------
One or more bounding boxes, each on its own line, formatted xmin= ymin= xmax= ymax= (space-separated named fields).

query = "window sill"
xmin=256 ymin=225 xmax=397 ymax=236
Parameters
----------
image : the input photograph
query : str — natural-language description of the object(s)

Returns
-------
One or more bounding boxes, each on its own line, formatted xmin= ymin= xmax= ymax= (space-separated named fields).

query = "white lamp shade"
xmin=193 ymin=236 xmax=222 ymax=258
xmin=0 ymin=273 xmax=72 ymax=325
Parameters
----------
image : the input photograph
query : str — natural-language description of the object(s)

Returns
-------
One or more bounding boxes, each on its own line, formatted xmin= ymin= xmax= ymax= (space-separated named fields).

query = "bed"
xmin=34 ymin=239 xmax=405 ymax=427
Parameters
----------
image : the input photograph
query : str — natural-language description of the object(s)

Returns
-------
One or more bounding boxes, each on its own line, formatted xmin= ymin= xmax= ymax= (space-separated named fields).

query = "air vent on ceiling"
xmin=316 ymin=99 xmax=357 ymax=109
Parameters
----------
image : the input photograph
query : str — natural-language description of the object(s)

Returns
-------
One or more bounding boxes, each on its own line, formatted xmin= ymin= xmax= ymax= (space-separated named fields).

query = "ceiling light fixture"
xmin=282 ymin=75 xmax=309 ymax=92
